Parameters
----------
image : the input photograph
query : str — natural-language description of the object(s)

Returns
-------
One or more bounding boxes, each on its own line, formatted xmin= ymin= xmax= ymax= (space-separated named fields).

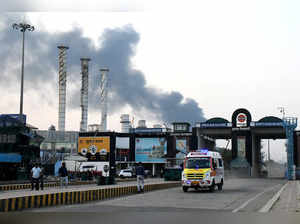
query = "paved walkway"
xmin=271 ymin=180 xmax=300 ymax=213
xmin=0 ymin=178 xmax=166 ymax=200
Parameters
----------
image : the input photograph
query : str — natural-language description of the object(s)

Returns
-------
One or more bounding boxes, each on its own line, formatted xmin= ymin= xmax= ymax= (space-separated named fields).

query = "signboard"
xmin=176 ymin=139 xmax=187 ymax=159
xmin=135 ymin=138 xmax=167 ymax=163
xmin=116 ymin=137 xmax=130 ymax=161
xmin=200 ymin=123 xmax=232 ymax=128
xmin=252 ymin=122 xmax=284 ymax=127
xmin=78 ymin=137 xmax=110 ymax=161
xmin=236 ymin=113 xmax=247 ymax=127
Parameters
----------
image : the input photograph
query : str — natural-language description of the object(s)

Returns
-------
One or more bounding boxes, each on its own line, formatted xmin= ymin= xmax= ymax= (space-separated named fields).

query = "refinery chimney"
xmin=99 ymin=67 xmax=109 ymax=131
xmin=120 ymin=114 xmax=131 ymax=133
xmin=57 ymin=46 xmax=69 ymax=131
xmin=79 ymin=58 xmax=91 ymax=132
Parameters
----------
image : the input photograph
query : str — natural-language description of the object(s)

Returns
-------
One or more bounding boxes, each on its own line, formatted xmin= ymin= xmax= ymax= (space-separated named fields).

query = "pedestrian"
xmin=136 ymin=162 xmax=145 ymax=193
xmin=38 ymin=163 xmax=44 ymax=190
xmin=59 ymin=162 xmax=68 ymax=188
xmin=31 ymin=163 xmax=41 ymax=190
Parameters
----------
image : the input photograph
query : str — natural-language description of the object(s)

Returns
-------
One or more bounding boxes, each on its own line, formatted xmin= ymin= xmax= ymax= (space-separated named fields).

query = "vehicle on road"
xmin=181 ymin=149 xmax=224 ymax=192
xmin=118 ymin=169 xmax=134 ymax=178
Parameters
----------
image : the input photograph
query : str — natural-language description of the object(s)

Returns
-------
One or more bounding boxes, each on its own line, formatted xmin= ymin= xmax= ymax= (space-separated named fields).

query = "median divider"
xmin=0 ymin=178 xmax=136 ymax=192
xmin=0 ymin=181 xmax=180 ymax=212
xmin=0 ymin=180 xmax=97 ymax=191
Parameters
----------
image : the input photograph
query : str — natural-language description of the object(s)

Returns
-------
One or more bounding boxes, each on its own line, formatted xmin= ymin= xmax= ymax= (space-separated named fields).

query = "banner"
xmin=116 ymin=137 xmax=130 ymax=161
xmin=135 ymin=138 xmax=167 ymax=163
xmin=176 ymin=139 xmax=187 ymax=159
xmin=78 ymin=137 xmax=110 ymax=161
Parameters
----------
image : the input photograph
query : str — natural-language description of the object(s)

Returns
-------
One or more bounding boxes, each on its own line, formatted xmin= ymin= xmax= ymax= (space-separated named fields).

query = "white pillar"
xmin=152 ymin=163 xmax=156 ymax=177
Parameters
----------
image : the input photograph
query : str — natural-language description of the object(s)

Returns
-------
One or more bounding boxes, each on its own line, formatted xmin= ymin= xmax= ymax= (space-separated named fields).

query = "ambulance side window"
xmin=218 ymin=159 xmax=223 ymax=168
xmin=213 ymin=159 xmax=217 ymax=169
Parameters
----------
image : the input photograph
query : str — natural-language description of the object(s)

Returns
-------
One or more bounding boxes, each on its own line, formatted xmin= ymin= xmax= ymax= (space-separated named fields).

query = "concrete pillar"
xmin=251 ymin=134 xmax=259 ymax=177
xmin=198 ymin=135 xmax=206 ymax=149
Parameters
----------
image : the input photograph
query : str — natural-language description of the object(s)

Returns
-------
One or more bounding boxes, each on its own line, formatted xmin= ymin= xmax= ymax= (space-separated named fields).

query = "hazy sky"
xmin=1 ymin=0 xmax=299 ymax=162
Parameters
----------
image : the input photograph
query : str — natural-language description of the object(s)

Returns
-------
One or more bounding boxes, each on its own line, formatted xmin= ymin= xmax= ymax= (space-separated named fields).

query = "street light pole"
xmin=12 ymin=22 xmax=35 ymax=124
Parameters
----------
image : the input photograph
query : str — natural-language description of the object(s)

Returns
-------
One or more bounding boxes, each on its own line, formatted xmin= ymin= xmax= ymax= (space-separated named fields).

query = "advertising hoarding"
xmin=78 ymin=137 xmax=110 ymax=161
xmin=176 ymin=139 xmax=187 ymax=160
xmin=116 ymin=137 xmax=130 ymax=161
xmin=135 ymin=138 xmax=167 ymax=163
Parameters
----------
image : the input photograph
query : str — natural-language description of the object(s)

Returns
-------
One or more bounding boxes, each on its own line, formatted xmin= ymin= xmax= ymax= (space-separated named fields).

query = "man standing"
xmin=136 ymin=162 xmax=145 ymax=193
xmin=31 ymin=163 xmax=41 ymax=190
xmin=59 ymin=162 xmax=68 ymax=188
xmin=38 ymin=163 xmax=44 ymax=190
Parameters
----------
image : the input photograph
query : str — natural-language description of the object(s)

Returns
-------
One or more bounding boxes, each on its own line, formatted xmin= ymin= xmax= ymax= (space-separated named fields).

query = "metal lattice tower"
xmin=57 ymin=46 xmax=69 ymax=131
xmin=80 ymin=58 xmax=91 ymax=132
xmin=283 ymin=117 xmax=297 ymax=180
xmin=99 ymin=67 xmax=109 ymax=131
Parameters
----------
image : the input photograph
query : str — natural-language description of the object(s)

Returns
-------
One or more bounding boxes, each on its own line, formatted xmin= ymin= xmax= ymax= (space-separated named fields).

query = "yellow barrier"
xmin=0 ymin=182 xmax=180 ymax=212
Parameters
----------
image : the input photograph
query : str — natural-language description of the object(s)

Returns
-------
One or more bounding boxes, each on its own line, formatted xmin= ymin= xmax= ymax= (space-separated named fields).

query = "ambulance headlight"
xmin=205 ymin=172 xmax=210 ymax=178
xmin=182 ymin=173 xmax=187 ymax=180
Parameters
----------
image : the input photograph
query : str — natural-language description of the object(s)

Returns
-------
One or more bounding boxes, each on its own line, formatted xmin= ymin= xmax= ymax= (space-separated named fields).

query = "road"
xmin=31 ymin=178 xmax=285 ymax=213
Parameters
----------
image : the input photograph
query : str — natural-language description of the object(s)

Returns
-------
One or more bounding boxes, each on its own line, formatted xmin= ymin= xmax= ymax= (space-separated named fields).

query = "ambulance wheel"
xmin=183 ymin=186 xmax=189 ymax=192
xmin=218 ymin=180 xmax=223 ymax=191
xmin=209 ymin=181 xmax=215 ymax=193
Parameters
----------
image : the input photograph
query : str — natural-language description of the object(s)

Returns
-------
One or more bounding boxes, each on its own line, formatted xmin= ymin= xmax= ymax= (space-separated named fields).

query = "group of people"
xmin=30 ymin=162 xmax=69 ymax=190
xmin=31 ymin=161 xmax=146 ymax=193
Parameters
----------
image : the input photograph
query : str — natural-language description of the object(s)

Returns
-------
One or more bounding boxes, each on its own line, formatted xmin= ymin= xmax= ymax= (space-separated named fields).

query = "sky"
xmin=1 ymin=0 xmax=300 ymax=162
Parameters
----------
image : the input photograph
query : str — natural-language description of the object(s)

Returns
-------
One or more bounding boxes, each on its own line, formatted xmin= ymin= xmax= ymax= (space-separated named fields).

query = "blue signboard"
xmin=200 ymin=123 xmax=232 ymax=128
xmin=0 ymin=153 xmax=22 ymax=163
xmin=135 ymin=138 xmax=167 ymax=163
xmin=2 ymin=114 xmax=26 ymax=124
xmin=253 ymin=122 xmax=284 ymax=127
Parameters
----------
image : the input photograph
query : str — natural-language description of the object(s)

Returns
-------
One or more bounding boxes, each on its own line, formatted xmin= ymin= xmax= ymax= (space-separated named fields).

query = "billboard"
xmin=116 ymin=137 xmax=130 ymax=161
xmin=78 ymin=137 xmax=110 ymax=161
xmin=176 ymin=139 xmax=187 ymax=160
xmin=135 ymin=138 xmax=167 ymax=163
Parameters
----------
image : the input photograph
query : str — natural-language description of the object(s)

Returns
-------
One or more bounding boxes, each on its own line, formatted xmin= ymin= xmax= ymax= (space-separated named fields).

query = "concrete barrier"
xmin=0 ymin=182 xmax=180 ymax=212
xmin=0 ymin=178 xmax=137 ymax=192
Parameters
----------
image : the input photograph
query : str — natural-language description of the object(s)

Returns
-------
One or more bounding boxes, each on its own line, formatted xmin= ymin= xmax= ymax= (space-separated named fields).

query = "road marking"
xmin=259 ymin=182 xmax=288 ymax=213
xmin=232 ymin=184 xmax=281 ymax=213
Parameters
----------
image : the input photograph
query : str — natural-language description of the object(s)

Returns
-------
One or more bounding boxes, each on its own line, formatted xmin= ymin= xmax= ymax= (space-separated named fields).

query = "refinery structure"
xmin=2 ymin=44 xmax=300 ymax=181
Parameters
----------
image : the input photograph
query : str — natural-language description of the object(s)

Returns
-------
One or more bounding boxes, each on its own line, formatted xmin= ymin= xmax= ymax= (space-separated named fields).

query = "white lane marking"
xmin=232 ymin=184 xmax=281 ymax=213
xmin=259 ymin=182 xmax=288 ymax=213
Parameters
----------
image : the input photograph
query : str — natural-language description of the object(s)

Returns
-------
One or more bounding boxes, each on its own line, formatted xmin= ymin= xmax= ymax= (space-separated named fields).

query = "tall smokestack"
xmin=80 ymin=58 xmax=91 ymax=132
xmin=99 ymin=67 xmax=109 ymax=131
xmin=57 ymin=46 xmax=69 ymax=131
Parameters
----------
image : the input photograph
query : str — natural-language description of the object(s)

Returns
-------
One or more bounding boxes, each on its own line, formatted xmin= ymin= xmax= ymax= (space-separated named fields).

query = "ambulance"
xmin=181 ymin=149 xmax=224 ymax=192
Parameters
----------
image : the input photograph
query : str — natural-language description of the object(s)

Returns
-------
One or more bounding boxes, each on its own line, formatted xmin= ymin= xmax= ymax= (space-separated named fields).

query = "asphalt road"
xmin=30 ymin=178 xmax=285 ymax=213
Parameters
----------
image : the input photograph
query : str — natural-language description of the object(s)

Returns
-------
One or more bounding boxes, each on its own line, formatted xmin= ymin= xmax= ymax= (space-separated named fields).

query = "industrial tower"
xmin=57 ymin=46 xmax=69 ymax=131
xmin=80 ymin=58 xmax=91 ymax=132
xmin=99 ymin=67 xmax=109 ymax=131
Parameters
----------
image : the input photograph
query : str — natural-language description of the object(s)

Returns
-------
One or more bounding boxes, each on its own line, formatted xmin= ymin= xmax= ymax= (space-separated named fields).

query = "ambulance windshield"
xmin=185 ymin=157 xmax=211 ymax=169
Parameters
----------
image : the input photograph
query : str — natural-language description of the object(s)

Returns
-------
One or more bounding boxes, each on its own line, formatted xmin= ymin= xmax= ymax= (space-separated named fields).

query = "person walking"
xmin=31 ymin=163 xmax=41 ymax=190
xmin=59 ymin=162 xmax=68 ymax=188
xmin=136 ymin=162 xmax=145 ymax=193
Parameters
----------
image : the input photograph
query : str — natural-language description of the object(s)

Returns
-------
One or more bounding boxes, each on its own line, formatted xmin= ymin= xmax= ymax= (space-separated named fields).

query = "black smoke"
xmin=0 ymin=14 xmax=205 ymax=125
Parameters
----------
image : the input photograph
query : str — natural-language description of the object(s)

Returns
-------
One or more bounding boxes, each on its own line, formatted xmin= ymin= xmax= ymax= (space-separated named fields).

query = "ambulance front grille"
xmin=187 ymin=173 xmax=204 ymax=179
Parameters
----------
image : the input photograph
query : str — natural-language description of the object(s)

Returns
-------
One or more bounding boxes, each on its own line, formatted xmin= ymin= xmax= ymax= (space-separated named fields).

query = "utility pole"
xmin=12 ymin=22 xmax=35 ymax=124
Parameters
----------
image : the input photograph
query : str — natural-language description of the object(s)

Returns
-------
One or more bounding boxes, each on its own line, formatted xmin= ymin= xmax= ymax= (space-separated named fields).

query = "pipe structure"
xmin=80 ymin=58 xmax=91 ymax=132
xmin=57 ymin=46 xmax=69 ymax=131
xmin=99 ymin=67 xmax=109 ymax=131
